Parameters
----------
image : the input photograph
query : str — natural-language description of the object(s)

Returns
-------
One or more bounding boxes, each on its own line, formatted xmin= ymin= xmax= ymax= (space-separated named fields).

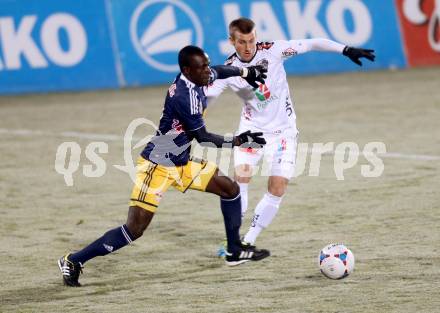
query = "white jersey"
xmin=206 ymin=39 xmax=344 ymax=137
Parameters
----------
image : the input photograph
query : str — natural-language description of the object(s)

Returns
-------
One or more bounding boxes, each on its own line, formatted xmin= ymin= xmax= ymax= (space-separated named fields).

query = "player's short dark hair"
xmin=178 ymin=45 xmax=205 ymax=71
xmin=229 ymin=17 xmax=255 ymax=38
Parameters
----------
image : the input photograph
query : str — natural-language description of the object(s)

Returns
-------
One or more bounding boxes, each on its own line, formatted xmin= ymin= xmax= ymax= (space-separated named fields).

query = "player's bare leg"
xmin=206 ymin=168 xmax=240 ymax=199
xmin=125 ymin=205 xmax=155 ymax=239
xmin=206 ymin=169 xmax=270 ymax=266
xmin=268 ymin=175 xmax=288 ymax=197
xmin=243 ymin=175 xmax=288 ymax=245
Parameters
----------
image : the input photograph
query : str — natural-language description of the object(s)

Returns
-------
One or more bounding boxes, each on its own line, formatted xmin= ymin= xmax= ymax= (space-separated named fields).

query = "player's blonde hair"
xmin=229 ymin=17 xmax=255 ymax=39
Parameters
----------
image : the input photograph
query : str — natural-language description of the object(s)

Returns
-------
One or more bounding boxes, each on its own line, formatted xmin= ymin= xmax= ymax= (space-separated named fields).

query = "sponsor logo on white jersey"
xmin=254 ymin=84 xmax=279 ymax=110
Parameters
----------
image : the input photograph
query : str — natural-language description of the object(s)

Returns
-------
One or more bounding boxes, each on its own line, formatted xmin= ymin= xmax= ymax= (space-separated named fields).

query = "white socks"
xmin=238 ymin=183 xmax=249 ymax=218
xmin=243 ymin=192 xmax=282 ymax=245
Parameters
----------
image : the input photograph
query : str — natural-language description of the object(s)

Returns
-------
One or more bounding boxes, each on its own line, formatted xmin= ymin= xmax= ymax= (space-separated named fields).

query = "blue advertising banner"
xmin=0 ymin=0 xmax=407 ymax=93
xmin=110 ymin=0 xmax=406 ymax=85
xmin=0 ymin=0 xmax=118 ymax=94
xmin=110 ymin=0 xmax=206 ymax=86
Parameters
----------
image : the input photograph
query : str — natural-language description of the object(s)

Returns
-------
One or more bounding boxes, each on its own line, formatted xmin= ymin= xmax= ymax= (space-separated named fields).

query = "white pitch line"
xmin=0 ymin=128 xmax=124 ymax=141
xmin=299 ymin=148 xmax=440 ymax=161
xmin=60 ymin=131 xmax=122 ymax=141
xmin=377 ymin=152 xmax=440 ymax=161
xmin=1 ymin=128 xmax=439 ymax=161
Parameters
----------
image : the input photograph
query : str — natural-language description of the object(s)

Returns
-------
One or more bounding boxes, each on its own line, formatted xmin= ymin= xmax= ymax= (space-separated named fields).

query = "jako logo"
xmin=130 ymin=0 xmax=203 ymax=72
xmin=219 ymin=0 xmax=372 ymax=55
xmin=0 ymin=13 xmax=87 ymax=71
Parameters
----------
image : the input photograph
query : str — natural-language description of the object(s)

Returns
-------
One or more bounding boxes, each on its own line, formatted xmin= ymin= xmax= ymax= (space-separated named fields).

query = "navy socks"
xmin=68 ymin=195 xmax=242 ymax=264
xmin=69 ymin=224 xmax=134 ymax=264
xmin=220 ymin=194 xmax=242 ymax=254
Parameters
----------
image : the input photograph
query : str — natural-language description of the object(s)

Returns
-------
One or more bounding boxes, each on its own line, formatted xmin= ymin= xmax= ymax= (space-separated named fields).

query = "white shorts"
xmin=234 ymin=129 xmax=298 ymax=179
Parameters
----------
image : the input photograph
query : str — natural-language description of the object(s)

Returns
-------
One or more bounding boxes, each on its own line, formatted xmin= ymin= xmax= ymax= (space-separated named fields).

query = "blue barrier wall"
xmin=0 ymin=0 xmax=406 ymax=94
xmin=0 ymin=0 xmax=118 ymax=94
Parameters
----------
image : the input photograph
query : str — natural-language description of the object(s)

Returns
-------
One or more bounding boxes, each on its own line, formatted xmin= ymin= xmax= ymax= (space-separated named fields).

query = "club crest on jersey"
xmin=256 ymin=58 xmax=269 ymax=71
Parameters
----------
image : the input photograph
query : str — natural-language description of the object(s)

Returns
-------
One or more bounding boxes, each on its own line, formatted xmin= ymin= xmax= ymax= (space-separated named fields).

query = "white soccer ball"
xmin=318 ymin=243 xmax=355 ymax=279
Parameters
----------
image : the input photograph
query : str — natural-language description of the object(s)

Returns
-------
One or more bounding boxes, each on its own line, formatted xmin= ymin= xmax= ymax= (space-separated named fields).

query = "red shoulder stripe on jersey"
xmin=224 ymin=53 xmax=237 ymax=65
xmin=257 ymin=42 xmax=274 ymax=50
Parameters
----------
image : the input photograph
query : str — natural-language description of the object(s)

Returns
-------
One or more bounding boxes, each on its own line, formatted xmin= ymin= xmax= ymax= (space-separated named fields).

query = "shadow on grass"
xmin=0 ymin=275 xmax=146 ymax=308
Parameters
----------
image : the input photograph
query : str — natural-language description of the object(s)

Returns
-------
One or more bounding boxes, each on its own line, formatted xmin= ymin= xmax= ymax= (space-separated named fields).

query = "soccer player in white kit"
xmin=207 ymin=18 xmax=375 ymax=249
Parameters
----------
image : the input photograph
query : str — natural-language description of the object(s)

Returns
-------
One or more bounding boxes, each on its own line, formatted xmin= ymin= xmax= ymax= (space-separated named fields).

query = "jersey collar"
xmin=180 ymin=73 xmax=196 ymax=89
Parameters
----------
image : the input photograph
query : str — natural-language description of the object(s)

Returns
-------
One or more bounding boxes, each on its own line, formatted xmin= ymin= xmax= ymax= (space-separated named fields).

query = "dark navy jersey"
xmin=141 ymin=73 xmax=208 ymax=166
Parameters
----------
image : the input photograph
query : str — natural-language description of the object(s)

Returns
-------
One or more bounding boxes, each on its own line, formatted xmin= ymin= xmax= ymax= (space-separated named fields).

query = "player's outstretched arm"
xmin=189 ymin=127 xmax=266 ymax=148
xmin=293 ymin=38 xmax=375 ymax=66
xmin=211 ymin=65 xmax=267 ymax=88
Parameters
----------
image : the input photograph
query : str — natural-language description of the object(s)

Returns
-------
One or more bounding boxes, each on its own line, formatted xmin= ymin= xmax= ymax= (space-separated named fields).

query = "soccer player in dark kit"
xmin=58 ymin=45 xmax=270 ymax=286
